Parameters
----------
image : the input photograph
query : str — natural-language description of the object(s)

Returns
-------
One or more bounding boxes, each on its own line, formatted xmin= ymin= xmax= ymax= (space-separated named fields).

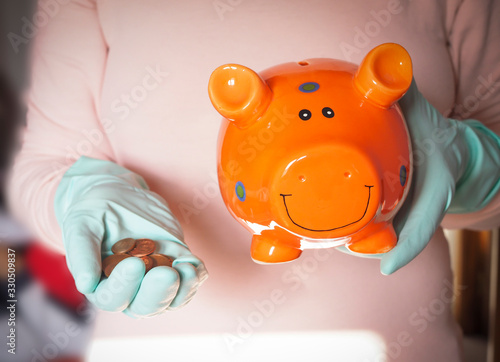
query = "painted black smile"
xmin=280 ymin=185 xmax=373 ymax=232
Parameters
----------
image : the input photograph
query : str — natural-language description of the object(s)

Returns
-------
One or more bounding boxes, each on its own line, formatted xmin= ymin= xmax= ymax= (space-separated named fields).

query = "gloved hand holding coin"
xmin=54 ymin=156 xmax=208 ymax=318
xmin=103 ymin=238 xmax=175 ymax=277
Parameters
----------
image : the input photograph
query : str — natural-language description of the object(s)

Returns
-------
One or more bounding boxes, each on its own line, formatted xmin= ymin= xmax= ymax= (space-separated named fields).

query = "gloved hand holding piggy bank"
xmin=208 ymin=43 xmax=413 ymax=264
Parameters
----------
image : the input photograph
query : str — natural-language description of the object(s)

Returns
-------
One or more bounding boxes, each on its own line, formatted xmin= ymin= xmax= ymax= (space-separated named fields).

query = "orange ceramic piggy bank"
xmin=208 ymin=43 xmax=413 ymax=263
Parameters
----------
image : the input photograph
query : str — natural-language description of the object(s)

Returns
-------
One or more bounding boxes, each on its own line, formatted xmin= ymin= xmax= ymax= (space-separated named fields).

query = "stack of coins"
xmin=102 ymin=238 xmax=174 ymax=277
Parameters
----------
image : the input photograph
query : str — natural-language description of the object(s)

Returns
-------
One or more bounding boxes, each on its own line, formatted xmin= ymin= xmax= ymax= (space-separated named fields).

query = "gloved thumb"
xmin=62 ymin=212 xmax=105 ymax=294
xmin=380 ymin=169 xmax=452 ymax=275
xmin=398 ymin=78 xmax=422 ymax=114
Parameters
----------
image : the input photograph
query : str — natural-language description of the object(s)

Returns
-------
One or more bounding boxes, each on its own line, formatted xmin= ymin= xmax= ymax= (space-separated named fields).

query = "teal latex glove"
xmin=55 ymin=156 xmax=208 ymax=318
xmin=336 ymin=79 xmax=500 ymax=273
xmin=379 ymin=79 xmax=500 ymax=274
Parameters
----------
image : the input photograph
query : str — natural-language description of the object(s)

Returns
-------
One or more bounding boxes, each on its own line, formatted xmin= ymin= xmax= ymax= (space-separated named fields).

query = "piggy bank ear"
xmin=354 ymin=43 xmax=412 ymax=108
xmin=208 ymin=64 xmax=272 ymax=129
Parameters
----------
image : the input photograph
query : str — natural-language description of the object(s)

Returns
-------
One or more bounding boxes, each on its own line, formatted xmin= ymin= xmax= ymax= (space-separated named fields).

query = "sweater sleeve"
xmin=7 ymin=0 xmax=114 ymax=250
xmin=440 ymin=0 xmax=500 ymax=230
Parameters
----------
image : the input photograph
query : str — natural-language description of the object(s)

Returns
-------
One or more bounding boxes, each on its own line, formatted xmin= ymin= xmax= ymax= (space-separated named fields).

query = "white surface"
xmin=87 ymin=331 xmax=386 ymax=362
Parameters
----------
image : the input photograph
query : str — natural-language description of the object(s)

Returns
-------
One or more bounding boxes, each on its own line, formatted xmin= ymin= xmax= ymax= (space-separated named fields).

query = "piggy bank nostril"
xmin=298 ymin=175 xmax=306 ymax=182
xmin=344 ymin=172 xmax=351 ymax=179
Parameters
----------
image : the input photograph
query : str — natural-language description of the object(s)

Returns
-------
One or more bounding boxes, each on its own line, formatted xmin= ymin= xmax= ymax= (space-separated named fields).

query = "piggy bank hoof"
xmin=251 ymin=234 xmax=302 ymax=264
xmin=346 ymin=225 xmax=397 ymax=254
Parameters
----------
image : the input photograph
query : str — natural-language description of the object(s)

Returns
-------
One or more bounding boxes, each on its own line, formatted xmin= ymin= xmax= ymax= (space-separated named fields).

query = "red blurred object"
xmin=25 ymin=242 xmax=86 ymax=311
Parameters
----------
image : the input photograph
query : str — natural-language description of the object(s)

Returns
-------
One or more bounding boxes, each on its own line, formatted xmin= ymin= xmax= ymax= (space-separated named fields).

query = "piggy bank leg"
xmin=346 ymin=224 xmax=397 ymax=254
xmin=251 ymin=233 xmax=302 ymax=264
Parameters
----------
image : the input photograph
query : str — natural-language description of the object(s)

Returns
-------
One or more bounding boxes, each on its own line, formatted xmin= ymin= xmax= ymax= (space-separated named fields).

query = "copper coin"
xmin=129 ymin=239 xmax=156 ymax=257
xmin=141 ymin=256 xmax=154 ymax=273
xmin=150 ymin=254 xmax=174 ymax=268
xmin=111 ymin=238 xmax=136 ymax=254
xmin=102 ymin=254 xmax=131 ymax=277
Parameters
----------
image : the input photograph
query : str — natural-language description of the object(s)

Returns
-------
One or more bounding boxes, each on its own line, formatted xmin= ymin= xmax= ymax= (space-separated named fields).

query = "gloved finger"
xmin=398 ymin=78 xmax=423 ymax=116
xmin=381 ymin=170 xmax=452 ymax=275
xmin=399 ymin=77 xmax=449 ymax=132
xmin=86 ymin=257 xmax=145 ymax=312
xmin=155 ymin=239 xmax=196 ymax=259
xmin=156 ymin=241 xmax=209 ymax=283
xmin=62 ymin=213 xmax=105 ymax=294
xmin=123 ymin=266 xmax=180 ymax=318
xmin=168 ymin=263 xmax=201 ymax=310
xmin=173 ymin=254 xmax=209 ymax=285
xmin=392 ymin=178 xmax=415 ymax=237
xmin=399 ymin=84 xmax=437 ymax=149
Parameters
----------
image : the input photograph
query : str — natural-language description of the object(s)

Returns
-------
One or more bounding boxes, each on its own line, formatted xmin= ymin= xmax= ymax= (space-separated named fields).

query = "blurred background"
xmin=0 ymin=1 xmax=498 ymax=361
xmin=1 ymin=1 xmax=95 ymax=361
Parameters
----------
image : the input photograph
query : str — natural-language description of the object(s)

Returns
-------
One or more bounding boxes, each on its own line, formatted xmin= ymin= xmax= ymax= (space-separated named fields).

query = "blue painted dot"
xmin=299 ymin=82 xmax=320 ymax=93
xmin=235 ymin=181 xmax=246 ymax=201
xmin=400 ymin=166 xmax=407 ymax=186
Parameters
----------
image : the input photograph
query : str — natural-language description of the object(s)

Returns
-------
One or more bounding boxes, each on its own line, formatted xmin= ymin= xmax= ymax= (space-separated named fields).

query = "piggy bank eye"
xmin=400 ymin=165 xmax=407 ymax=186
xmin=235 ymin=181 xmax=246 ymax=201
xmin=322 ymin=107 xmax=334 ymax=118
xmin=299 ymin=109 xmax=311 ymax=121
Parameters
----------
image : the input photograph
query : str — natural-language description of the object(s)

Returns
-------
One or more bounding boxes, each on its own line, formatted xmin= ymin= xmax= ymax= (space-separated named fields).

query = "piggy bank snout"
xmin=270 ymin=144 xmax=382 ymax=236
